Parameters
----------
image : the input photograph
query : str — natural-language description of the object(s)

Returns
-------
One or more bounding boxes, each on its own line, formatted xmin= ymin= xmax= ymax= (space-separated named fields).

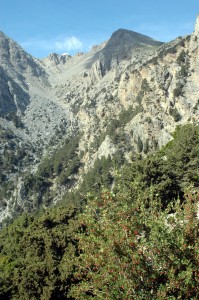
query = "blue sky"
xmin=0 ymin=0 xmax=199 ymax=58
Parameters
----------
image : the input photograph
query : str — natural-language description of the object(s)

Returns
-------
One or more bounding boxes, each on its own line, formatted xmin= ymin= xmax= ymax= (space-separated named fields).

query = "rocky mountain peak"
xmin=98 ymin=28 xmax=164 ymax=74
xmin=0 ymin=31 xmax=7 ymax=41
xmin=45 ymin=52 xmax=72 ymax=65
xmin=0 ymin=31 xmax=11 ymax=43
xmin=109 ymin=28 xmax=163 ymax=47
xmin=0 ymin=31 xmax=29 ymax=64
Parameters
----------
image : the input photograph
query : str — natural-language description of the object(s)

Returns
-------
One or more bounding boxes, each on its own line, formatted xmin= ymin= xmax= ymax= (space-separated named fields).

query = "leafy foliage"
xmin=0 ymin=124 xmax=198 ymax=299
xmin=69 ymin=191 xmax=199 ymax=299
xmin=169 ymin=107 xmax=182 ymax=122
xmin=0 ymin=205 xmax=79 ymax=299
xmin=116 ymin=124 xmax=199 ymax=208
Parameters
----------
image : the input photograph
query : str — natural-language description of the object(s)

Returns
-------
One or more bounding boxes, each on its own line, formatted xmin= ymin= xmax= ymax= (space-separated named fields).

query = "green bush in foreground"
xmin=69 ymin=190 xmax=199 ymax=299
xmin=0 ymin=124 xmax=198 ymax=299
xmin=0 ymin=206 xmax=79 ymax=299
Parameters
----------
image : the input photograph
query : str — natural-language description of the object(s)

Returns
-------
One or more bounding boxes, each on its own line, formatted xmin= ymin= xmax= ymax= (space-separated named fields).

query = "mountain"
xmin=0 ymin=18 xmax=199 ymax=223
xmin=0 ymin=31 xmax=48 ymax=116
xmin=98 ymin=28 xmax=164 ymax=74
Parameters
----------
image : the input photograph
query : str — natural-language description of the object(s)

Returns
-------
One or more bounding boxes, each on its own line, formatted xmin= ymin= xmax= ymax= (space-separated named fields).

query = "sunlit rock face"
xmin=0 ymin=17 xmax=199 ymax=222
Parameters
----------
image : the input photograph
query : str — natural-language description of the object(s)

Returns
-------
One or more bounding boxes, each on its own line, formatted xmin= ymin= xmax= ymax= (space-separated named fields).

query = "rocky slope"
xmin=0 ymin=17 xmax=199 ymax=223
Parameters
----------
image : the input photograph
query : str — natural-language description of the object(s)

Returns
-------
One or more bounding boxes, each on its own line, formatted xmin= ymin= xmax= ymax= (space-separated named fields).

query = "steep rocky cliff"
xmin=0 ymin=17 xmax=199 ymax=223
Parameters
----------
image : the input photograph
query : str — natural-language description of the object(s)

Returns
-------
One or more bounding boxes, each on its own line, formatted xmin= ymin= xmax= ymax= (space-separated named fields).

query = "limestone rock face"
xmin=194 ymin=15 xmax=199 ymax=35
xmin=190 ymin=15 xmax=199 ymax=51
xmin=0 ymin=19 xmax=199 ymax=221
xmin=97 ymin=135 xmax=116 ymax=160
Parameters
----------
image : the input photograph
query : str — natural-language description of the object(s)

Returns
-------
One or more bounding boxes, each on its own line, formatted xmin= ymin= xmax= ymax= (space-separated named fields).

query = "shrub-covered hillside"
xmin=0 ymin=124 xmax=198 ymax=299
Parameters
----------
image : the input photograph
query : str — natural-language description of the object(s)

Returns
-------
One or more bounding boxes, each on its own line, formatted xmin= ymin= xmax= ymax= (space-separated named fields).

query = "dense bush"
xmin=69 ymin=191 xmax=199 ymax=299
xmin=0 ymin=206 xmax=79 ymax=299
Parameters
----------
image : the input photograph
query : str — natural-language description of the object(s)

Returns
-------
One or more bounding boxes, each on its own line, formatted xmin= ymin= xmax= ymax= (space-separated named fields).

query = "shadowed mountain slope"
xmin=99 ymin=29 xmax=164 ymax=74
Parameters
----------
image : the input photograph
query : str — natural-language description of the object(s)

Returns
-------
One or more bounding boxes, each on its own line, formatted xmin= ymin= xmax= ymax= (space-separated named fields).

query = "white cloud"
xmin=54 ymin=36 xmax=82 ymax=51
xmin=21 ymin=35 xmax=83 ymax=55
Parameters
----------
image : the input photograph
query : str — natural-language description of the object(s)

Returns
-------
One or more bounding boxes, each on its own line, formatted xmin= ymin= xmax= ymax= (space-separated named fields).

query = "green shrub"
xmin=0 ymin=206 xmax=79 ymax=299
xmin=169 ymin=107 xmax=182 ymax=122
xmin=69 ymin=191 xmax=199 ymax=299
xmin=173 ymin=84 xmax=184 ymax=97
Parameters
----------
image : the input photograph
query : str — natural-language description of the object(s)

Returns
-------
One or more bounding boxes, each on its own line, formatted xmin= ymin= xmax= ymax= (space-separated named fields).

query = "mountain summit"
xmin=99 ymin=29 xmax=164 ymax=73
xmin=107 ymin=28 xmax=163 ymax=48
